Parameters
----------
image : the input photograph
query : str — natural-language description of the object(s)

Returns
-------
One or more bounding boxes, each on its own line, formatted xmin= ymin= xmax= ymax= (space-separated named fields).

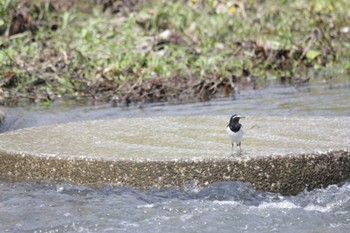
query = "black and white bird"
xmin=226 ymin=114 xmax=244 ymax=155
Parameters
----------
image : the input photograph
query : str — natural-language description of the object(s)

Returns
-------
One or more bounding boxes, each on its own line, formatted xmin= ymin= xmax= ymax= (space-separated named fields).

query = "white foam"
xmin=213 ymin=200 xmax=240 ymax=207
xmin=304 ymin=204 xmax=333 ymax=213
xmin=137 ymin=204 xmax=155 ymax=209
xmin=180 ymin=213 xmax=194 ymax=222
xmin=56 ymin=186 xmax=64 ymax=193
xmin=258 ymin=200 xmax=300 ymax=209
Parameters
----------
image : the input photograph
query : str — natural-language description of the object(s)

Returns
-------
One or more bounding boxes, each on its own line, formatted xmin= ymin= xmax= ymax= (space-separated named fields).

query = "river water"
xmin=0 ymin=83 xmax=350 ymax=232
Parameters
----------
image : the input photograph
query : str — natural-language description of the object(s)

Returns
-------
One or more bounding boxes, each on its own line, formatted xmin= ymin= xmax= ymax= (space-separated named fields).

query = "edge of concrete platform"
xmin=1 ymin=149 xmax=349 ymax=195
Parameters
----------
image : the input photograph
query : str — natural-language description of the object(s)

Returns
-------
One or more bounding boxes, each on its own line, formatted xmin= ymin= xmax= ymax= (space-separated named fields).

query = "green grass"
xmin=0 ymin=0 xmax=350 ymax=105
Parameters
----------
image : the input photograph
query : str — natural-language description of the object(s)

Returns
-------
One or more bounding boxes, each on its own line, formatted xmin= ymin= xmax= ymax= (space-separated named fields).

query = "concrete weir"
xmin=0 ymin=116 xmax=349 ymax=195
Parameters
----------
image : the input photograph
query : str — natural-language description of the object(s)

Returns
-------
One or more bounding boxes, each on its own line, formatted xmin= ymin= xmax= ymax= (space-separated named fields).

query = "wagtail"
xmin=226 ymin=114 xmax=244 ymax=155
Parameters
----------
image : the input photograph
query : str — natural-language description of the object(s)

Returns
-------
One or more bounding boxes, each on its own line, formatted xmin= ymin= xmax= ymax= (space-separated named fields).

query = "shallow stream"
xmin=1 ymin=181 xmax=350 ymax=233
xmin=0 ymin=83 xmax=350 ymax=232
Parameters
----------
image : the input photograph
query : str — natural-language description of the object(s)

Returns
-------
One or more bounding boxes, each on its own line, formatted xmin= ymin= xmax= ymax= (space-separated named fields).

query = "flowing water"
xmin=1 ymin=181 xmax=350 ymax=233
xmin=1 ymin=84 xmax=350 ymax=132
xmin=0 ymin=83 xmax=350 ymax=232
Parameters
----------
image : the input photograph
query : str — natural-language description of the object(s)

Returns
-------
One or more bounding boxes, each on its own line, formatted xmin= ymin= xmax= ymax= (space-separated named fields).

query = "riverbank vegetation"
xmin=1 ymin=0 xmax=349 ymax=106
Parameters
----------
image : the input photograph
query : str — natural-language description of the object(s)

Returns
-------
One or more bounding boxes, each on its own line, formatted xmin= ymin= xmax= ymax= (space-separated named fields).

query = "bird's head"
xmin=229 ymin=114 xmax=245 ymax=123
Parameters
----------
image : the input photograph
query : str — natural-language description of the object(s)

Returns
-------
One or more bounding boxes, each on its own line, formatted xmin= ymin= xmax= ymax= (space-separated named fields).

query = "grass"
xmin=0 ymin=0 xmax=350 ymax=105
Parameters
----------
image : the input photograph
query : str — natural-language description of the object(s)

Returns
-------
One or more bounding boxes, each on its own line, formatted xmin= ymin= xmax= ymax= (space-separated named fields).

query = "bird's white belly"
xmin=226 ymin=126 xmax=243 ymax=144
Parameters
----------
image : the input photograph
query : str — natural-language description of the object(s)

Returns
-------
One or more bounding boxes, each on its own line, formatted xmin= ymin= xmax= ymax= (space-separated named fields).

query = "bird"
xmin=226 ymin=114 xmax=244 ymax=155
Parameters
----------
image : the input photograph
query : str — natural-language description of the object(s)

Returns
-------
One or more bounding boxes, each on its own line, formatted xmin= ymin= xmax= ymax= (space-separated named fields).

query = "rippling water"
xmin=1 ymin=181 xmax=350 ymax=233
xmin=1 ymin=84 xmax=350 ymax=232
xmin=1 ymin=84 xmax=350 ymax=132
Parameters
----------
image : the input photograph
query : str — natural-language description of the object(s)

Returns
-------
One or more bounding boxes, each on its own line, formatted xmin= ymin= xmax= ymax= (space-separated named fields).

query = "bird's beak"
xmin=237 ymin=116 xmax=245 ymax=118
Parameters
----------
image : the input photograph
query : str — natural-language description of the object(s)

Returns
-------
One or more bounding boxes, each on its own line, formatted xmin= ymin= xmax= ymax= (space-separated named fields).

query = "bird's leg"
xmin=238 ymin=142 xmax=242 ymax=154
xmin=231 ymin=143 xmax=234 ymax=155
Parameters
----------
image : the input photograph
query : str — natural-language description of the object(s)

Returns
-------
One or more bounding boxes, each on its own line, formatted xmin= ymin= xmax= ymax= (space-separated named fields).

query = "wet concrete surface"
xmin=0 ymin=116 xmax=349 ymax=195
